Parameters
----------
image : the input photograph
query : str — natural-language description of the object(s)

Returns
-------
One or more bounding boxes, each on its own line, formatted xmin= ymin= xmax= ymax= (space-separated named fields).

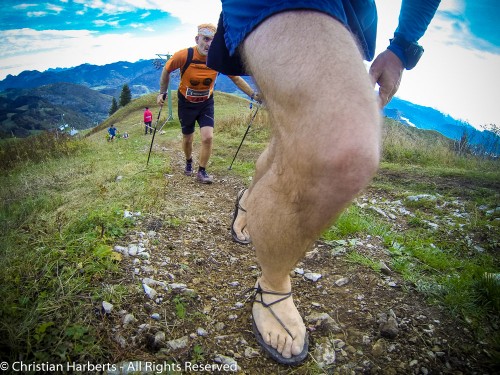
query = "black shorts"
xmin=207 ymin=0 xmax=377 ymax=76
xmin=177 ymin=91 xmax=215 ymax=135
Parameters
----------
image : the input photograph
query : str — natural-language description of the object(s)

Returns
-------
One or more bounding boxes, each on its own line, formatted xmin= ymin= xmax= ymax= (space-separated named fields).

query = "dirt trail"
xmin=102 ymin=140 xmax=496 ymax=374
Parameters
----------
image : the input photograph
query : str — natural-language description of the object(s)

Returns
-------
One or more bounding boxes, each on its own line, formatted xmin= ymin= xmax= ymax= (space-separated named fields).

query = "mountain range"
xmin=0 ymin=59 xmax=498 ymax=154
xmin=384 ymin=97 xmax=499 ymax=155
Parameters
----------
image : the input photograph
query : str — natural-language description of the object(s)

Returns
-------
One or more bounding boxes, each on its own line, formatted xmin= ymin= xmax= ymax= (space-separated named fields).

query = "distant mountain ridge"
xmin=384 ymin=97 xmax=499 ymax=155
xmin=0 ymin=59 xmax=498 ymax=154
xmin=0 ymin=83 xmax=112 ymax=137
xmin=0 ymin=59 xmax=253 ymax=98
xmin=0 ymin=59 xmax=256 ymax=138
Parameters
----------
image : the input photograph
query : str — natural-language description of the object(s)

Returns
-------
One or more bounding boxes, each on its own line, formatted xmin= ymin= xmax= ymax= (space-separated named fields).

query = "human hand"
xmin=369 ymin=49 xmax=404 ymax=108
xmin=252 ymin=92 xmax=263 ymax=104
xmin=157 ymin=92 xmax=167 ymax=105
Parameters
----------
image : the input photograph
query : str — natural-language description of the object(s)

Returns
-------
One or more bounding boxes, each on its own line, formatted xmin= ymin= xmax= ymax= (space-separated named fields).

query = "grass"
xmin=1 ymin=91 xmax=499 ymax=365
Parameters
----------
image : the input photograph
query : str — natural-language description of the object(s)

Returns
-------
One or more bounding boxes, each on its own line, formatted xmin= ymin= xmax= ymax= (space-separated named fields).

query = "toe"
xmin=278 ymin=334 xmax=293 ymax=358
xmin=291 ymin=329 xmax=306 ymax=356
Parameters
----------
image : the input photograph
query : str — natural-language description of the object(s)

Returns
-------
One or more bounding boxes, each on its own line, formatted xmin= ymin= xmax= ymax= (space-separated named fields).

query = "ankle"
xmin=258 ymin=276 xmax=291 ymax=293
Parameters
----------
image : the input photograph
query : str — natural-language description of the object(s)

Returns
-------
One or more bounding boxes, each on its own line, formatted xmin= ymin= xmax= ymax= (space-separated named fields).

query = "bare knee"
xmin=281 ymin=110 xmax=381 ymax=211
xmin=201 ymin=134 xmax=213 ymax=146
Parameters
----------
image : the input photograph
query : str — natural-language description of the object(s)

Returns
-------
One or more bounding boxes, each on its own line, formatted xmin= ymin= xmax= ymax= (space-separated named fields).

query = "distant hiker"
xmin=157 ymin=23 xmax=260 ymax=184
xmin=107 ymin=124 xmax=117 ymax=141
xmin=207 ymin=0 xmax=441 ymax=366
xmin=123 ymin=132 xmax=129 ymax=139
xmin=144 ymin=107 xmax=153 ymax=134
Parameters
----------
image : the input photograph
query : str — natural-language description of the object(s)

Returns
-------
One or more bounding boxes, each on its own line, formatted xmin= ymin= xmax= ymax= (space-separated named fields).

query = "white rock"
xmin=113 ymin=245 xmax=128 ymax=255
xmin=143 ymin=284 xmax=157 ymax=300
xmin=102 ymin=301 xmax=113 ymax=314
xmin=169 ymin=283 xmax=187 ymax=290
xmin=214 ymin=354 xmax=239 ymax=371
xmin=197 ymin=327 xmax=208 ymax=336
xmin=142 ymin=278 xmax=166 ymax=288
xmin=123 ymin=313 xmax=136 ymax=325
xmin=335 ymin=277 xmax=349 ymax=287
xmin=304 ymin=272 xmax=322 ymax=282
xmin=294 ymin=268 xmax=304 ymax=275
xmin=167 ymin=336 xmax=189 ymax=350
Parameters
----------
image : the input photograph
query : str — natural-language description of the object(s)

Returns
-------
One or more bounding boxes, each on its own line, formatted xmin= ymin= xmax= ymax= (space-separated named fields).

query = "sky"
xmin=0 ymin=0 xmax=499 ymax=130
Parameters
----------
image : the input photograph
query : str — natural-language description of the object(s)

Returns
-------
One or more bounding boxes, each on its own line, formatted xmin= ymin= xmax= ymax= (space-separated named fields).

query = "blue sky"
xmin=0 ymin=0 xmax=499 ymax=129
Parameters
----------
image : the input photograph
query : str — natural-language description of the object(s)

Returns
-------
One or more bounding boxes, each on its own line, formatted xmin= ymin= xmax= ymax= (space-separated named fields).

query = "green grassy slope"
xmin=0 ymin=92 xmax=498 ymax=365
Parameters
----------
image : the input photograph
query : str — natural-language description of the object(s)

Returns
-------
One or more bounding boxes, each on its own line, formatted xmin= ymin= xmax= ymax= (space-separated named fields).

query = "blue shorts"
xmin=207 ymin=0 xmax=377 ymax=76
xmin=177 ymin=92 xmax=215 ymax=135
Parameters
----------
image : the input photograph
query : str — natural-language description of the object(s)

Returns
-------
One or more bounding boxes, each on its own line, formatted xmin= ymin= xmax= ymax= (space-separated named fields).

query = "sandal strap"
xmin=245 ymin=284 xmax=295 ymax=340
xmin=236 ymin=189 xmax=247 ymax=212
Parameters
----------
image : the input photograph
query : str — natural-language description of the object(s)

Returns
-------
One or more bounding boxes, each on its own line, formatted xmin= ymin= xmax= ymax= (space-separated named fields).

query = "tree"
xmin=119 ymin=84 xmax=132 ymax=107
xmin=109 ymin=97 xmax=118 ymax=116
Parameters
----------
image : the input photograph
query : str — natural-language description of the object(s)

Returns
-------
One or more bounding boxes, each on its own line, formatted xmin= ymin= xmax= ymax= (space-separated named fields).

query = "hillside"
xmin=385 ymin=97 xmax=500 ymax=155
xmin=0 ymin=82 xmax=112 ymax=137
xmin=1 ymin=92 xmax=499 ymax=373
xmin=0 ymin=59 xmax=257 ymax=138
xmin=4 ymin=58 xmax=497 ymax=154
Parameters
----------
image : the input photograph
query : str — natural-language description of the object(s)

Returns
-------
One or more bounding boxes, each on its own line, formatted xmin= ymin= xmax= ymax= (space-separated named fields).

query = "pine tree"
xmin=109 ymin=97 xmax=118 ymax=116
xmin=119 ymin=84 xmax=132 ymax=107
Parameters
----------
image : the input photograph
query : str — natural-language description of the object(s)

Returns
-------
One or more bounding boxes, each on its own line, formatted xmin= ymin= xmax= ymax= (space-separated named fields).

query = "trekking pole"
xmin=228 ymin=105 xmax=260 ymax=170
xmin=146 ymin=93 xmax=166 ymax=167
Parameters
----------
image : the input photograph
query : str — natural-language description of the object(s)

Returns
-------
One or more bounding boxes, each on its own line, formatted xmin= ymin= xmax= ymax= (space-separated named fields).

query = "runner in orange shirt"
xmin=157 ymin=23 xmax=259 ymax=184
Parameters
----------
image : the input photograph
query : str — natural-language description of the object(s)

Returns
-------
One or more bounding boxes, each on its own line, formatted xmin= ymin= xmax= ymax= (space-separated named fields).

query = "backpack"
xmin=180 ymin=47 xmax=205 ymax=77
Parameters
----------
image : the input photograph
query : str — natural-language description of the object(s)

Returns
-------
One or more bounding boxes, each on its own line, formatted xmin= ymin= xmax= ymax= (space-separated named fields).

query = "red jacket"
xmin=144 ymin=109 xmax=153 ymax=122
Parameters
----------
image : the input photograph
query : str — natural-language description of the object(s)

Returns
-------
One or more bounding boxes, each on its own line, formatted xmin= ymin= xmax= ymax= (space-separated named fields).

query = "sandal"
xmin=231 ymin=188 xmax=251 ymax=245
xmin=248 ymin=284 xmax=309 ymax=366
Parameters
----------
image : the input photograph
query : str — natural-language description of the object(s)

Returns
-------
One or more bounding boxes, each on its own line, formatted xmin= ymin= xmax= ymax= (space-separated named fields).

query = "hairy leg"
xmin=241 ymin=11 xmax=380 ymax=359
xmin=199 ymin=126 xmax=213 ymax=168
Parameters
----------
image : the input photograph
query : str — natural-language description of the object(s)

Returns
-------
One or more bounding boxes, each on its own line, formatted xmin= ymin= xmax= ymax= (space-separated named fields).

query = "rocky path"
xmin=99 ymin=147 xmax=494 ymax=374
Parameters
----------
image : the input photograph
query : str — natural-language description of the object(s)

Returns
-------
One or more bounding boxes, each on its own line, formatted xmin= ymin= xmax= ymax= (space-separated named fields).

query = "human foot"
xmin=250 ymin=281 xmax=308 ymax=365
xmin=231 ymin=189 xmax=251 ymax=244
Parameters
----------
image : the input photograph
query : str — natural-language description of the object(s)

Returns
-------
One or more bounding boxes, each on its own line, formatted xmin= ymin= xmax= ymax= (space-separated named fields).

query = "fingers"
xmin=157 ymin=93 xmax=167 ymax=105
xmin=369 ymin=49 xmax=404 ymax=109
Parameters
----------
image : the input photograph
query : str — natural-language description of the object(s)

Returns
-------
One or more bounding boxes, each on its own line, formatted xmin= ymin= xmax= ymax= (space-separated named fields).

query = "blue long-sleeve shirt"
xmin=387 ymin=0 xmax=441 ymax=66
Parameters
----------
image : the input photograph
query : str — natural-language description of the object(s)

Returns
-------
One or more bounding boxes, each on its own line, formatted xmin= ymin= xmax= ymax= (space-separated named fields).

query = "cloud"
xmin=72 ymin=0 xmax=146 ymax=16
xmin=71 ymin=0 xmax=222 ymax=25
xmin=0 ymin=24 xmax=193 ymax=79
xmin=0 ymin=28 xmax=95 ymax=57
xmin=93 ymin=19 xmax=120 ymax=28
xmin=13 ymin=3 xmax=38 ymax=10
xmin=27 ymin=11 xmax=47 ymax=17
xmin=374 ymin=0 xmax=500 ymax=128
xmin=46 ymin=3 xmax=64 ymax=13
xmin=151 ymin=0 xmax=221 ymax=25
xmin=436 ymin=7 xmax=500 ymax=54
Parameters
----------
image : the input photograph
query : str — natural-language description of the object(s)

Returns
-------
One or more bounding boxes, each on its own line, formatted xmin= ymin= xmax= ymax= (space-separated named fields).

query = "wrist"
xmin=388 ymin=36 xmax=424 ymax=70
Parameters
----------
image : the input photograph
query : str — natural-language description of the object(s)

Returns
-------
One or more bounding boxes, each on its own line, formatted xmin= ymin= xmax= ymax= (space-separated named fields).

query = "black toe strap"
xmin=247 ymin=284 xmax=294 ymax=339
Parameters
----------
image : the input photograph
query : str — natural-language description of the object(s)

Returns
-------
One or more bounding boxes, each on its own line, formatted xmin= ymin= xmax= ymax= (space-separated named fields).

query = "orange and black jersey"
xmin=165 ymin=47 xmax=233 ymax=103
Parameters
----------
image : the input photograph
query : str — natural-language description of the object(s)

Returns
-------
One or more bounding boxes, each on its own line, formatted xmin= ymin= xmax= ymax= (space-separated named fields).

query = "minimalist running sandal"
xmin=249 ymin=284 xmax=309 ymax=366
xmin=231 ymin=189 xmax=251 ymax=244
